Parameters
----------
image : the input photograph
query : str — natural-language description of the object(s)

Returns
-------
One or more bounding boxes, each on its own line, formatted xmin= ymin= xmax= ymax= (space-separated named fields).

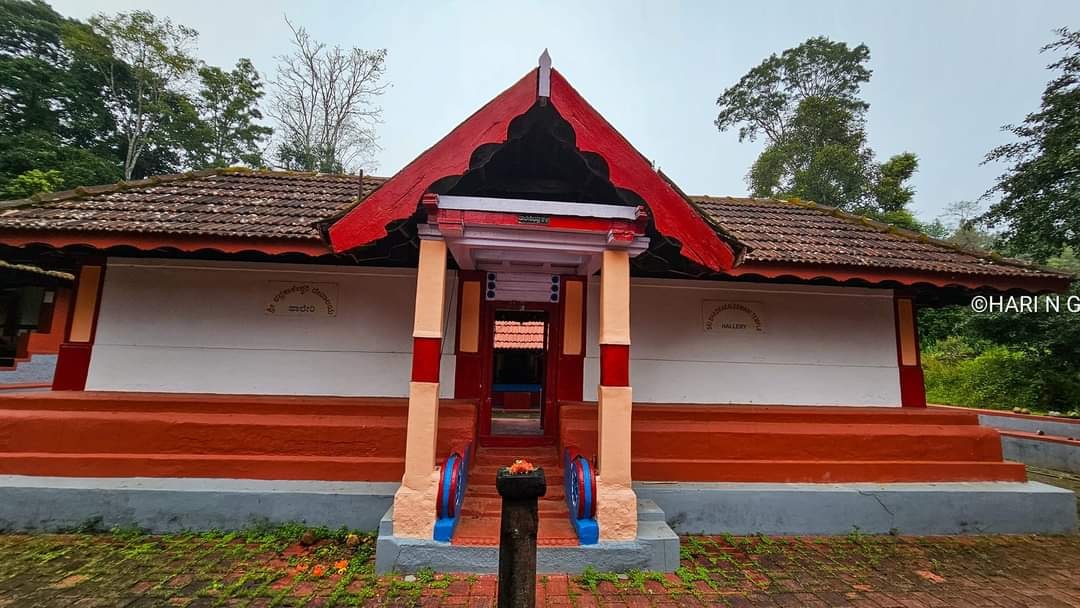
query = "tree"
xmin=873 ymin=152 xmax=918 ymax=213
xmin=0 ymin=3 xmax=277 ymax=197
xmin=747 ymin=94 xmax=874 ymax=209
xmin=939 ymin=200 xmax=995 ymax=250
xmin=270 ymin=18 xmax=387 ymax=172
xmin=0 ymin=1 xmax=121 ymax=193
xmin=132 ymin=88 xmax=205 ymax=176
xmin=718 ymin=37 xmax=920 ymax=222
xmin=715 ymin=36 xmax=871 ymax=145
xmin=982 ymin=28 xmax=1080 ymax=263
xmin=78 ymin=10 xmax=198 ymax=180
xmin=2 ymin=168 xmax=62 ymax=198
xmin=193 ymin=59 xmax=272 ymax=168
xmin=0 ymin=0 xmax=66 ymax=136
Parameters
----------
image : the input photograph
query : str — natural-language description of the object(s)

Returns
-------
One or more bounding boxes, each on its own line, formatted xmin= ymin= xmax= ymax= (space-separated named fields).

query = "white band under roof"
xmin=437 ymin=195 xmax=640 ymax=221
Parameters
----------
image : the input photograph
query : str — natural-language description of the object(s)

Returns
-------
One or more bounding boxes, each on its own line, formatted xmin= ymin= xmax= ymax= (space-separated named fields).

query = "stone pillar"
xmin=496 ymin=468 xmax=546 ymax=608
xmin=596 ymin=249 xmax=637 ymax=541
xmin=392 ymin=237 xmax=448 ymax=538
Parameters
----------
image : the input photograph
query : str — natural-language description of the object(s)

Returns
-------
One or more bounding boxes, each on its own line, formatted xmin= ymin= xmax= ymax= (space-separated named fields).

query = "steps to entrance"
xmin=376 ymin=498 xmax=681 ymax=574
xmin=0 ymin=391 xmax=476 ymax=481
xmin=0 ymin=354 xmax=58 ymax=385
xmin=560 ymin=402 xmax=1027 ymax=483
xmin=451 ymin=446 xmax=579 ymax=547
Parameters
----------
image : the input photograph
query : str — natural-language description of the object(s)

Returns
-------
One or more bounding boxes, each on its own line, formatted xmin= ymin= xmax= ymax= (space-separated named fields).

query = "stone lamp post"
xmin=495 ymin=465 xmax=546 ymax=608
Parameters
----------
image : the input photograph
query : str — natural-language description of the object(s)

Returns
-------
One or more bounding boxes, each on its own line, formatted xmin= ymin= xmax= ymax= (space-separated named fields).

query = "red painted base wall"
xmin=559 ymin=402 xmax=1025 ymax=483
xmin=0 ymin=392 xmax=477 ymax=481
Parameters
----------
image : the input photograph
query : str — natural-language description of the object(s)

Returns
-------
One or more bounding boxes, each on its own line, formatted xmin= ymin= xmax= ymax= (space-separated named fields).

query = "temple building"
xmin=0 ymin=57 xmax=1075 ymax=572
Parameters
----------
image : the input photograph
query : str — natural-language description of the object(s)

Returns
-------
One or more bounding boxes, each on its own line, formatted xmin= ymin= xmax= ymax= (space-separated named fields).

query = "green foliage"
xmin=924 ymin=345 xmax=1049 ymax=411
xmin=0 ymin=1 xmax=284 ymax=195
xmin=982 ymin=27 xmax=1080 ymax=263
xmin=920 ymin=264 xmax=1080 ymax=412
xmin=84 ymin=10 xmax=199 ymax=179
xmin=715 ymin=36 xmax=871 ymax=144
xmin=872 ymin=208 xmax=923 ymax=232
xmin=872 ymin=152 xmax=918 ymax=213
xmin=720 ymin=37 xmax=919 ymax=218
xmin=193 ymin=59 xmax=272 ymax=167
xmin=0 ymin=1 xmax=121 ymax=194
xmin=919 ymin=218 xmax=952 ymax=240
xmin=2 ymin=167 xmax=62 ymax=197
xmin=745 ymin=83 xmax=874 ymax=207
xmin=0 ymin=0 xmax=66 ymax=135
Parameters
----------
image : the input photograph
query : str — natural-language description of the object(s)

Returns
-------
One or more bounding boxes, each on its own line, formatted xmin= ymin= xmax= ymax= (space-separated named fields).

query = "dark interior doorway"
xmin=490 ymin=309 xmax=548 ymax=437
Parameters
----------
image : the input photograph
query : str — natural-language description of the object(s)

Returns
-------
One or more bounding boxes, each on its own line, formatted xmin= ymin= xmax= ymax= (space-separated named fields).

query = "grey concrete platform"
xmin=1002 ymin=435 xmax=1080 ymax=475
xmin=636 ymin=481 xmax=1078 ymax=536
xmin=0 ymin=476 xmax=397 ymax=532
xmin=375 ymin=499 xmax=680 ymax=574
xmin=0 ymin=354 xmax=57 ymax=384
xmin=977 ymin=412 xmax=1080 ymax=439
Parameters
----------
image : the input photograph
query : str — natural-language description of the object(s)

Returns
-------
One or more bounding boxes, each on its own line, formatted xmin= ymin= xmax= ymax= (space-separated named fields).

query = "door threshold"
xmin=478 ymin=435 xmax=557 ymax=448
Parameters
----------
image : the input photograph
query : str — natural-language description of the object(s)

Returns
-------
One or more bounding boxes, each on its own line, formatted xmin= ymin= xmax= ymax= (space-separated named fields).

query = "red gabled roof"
xmin=327 ymin=68 xmax=739 ymax=272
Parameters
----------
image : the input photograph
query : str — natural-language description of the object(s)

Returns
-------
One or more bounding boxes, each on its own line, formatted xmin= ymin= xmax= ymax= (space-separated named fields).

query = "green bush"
xmin=923 ymin=346 xmax=1044 ymax=411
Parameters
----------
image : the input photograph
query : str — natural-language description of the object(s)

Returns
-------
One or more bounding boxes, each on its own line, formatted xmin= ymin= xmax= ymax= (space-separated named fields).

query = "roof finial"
xmin=538 ymin=49 xmax=551 ymax=102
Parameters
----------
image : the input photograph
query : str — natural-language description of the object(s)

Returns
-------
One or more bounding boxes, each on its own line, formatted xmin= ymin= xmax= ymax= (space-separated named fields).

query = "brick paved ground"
xmin=0 ymin=470 xmax=1077 ymax=607
xmin=2 ymin=529 xmax=1078 ymax=607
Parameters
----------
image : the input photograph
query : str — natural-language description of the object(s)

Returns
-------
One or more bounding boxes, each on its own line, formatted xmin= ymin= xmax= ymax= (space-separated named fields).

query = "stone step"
xmin=459 ymin=497 xmax=569 ymax=516
xmin=0 ymin=452 xmax=407 ymax=481
xmin=451 ymin=512 xmax=579 ymax=547
xmin=630 ymin=459 xmax=1027 ymax=483
xmin=560 ymin=402 xmax=983 ymax=426
xmin=467 ymin=483 xmax=566 ymax=500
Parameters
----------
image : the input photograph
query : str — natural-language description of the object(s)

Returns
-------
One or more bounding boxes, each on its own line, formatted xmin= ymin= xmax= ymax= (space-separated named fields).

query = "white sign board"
xmin=265 ymin=281 xmax=339 ymax=318
xmin=702 ymin=300 xmax=764 ymax=333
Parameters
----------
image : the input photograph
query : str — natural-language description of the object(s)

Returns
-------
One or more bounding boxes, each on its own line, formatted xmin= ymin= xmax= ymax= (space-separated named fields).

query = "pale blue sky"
xmin=51 ymin=0 xmax=1080 ymax=223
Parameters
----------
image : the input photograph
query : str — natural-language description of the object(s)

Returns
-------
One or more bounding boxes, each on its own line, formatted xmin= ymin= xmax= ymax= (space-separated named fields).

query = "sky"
xmin=50 ymin=0 xmax=1080 ymax=224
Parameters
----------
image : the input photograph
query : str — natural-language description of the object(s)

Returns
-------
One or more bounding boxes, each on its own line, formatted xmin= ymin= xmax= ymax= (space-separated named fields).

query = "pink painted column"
xmin=596 ymin=249 xmax=637 ymax=541
xmin=392 ymin=237 xmax=448 ymax=538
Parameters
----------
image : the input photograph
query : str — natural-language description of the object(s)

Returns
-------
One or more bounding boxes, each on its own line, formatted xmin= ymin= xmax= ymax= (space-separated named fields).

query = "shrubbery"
xmin=922 ymin=336 xmax=1080 ymax=413
xmin=923 ymin=343 xmax=1041 ymax=411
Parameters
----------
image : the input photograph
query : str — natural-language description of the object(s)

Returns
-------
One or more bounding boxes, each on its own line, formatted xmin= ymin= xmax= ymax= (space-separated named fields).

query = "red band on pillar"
xmin=599 ymin=344 xmax=630 ymax=387
xmin=52 ymin=343 xmax=93 ymax=390
xmin=411 ymin=337 xmax=443 ymax=383
xmin=899 ymin=366 xmax=926 ymax=408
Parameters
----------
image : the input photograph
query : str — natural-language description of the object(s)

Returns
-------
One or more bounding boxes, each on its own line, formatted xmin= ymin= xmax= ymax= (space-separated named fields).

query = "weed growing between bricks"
xmin=1 ymin=525 xmax=1079 ymax=606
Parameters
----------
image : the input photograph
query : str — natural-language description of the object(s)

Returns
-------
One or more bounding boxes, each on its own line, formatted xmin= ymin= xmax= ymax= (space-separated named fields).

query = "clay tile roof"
xmin=0 ymin=259 xmax=74 ymax=281
xmin=0 ymin=168 xmax=1069 ymax=286
xmin=693 ymin=196 xmax=1071 ymax=280
xmin=494 ymin=320 xmax=546 ymax=350
xmin=0 ymin=168 xmax=385 ymax=241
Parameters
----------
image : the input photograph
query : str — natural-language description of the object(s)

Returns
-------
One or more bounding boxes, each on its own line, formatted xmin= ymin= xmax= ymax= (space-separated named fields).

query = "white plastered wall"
xmin=583 ymin=277 xmax=900 ymax=406
xmin=86 ymin=258 xmax=457 ymax=397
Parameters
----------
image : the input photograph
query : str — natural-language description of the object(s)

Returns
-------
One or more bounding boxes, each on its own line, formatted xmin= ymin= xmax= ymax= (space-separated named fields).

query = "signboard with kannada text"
xmin=265 ymin=281 xmax=339 ymax=318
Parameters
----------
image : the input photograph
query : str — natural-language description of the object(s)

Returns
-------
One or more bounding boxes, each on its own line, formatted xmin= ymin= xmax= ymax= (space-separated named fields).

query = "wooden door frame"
xmin=477 ymin=298 xmax=562 ymax=447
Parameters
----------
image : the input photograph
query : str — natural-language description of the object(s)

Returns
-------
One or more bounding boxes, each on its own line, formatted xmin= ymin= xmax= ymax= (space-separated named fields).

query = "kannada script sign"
xmin=702 ymin=300 xmax=764 ymax=333
xmin=265 ymin=281 xmax=339 ymax=318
